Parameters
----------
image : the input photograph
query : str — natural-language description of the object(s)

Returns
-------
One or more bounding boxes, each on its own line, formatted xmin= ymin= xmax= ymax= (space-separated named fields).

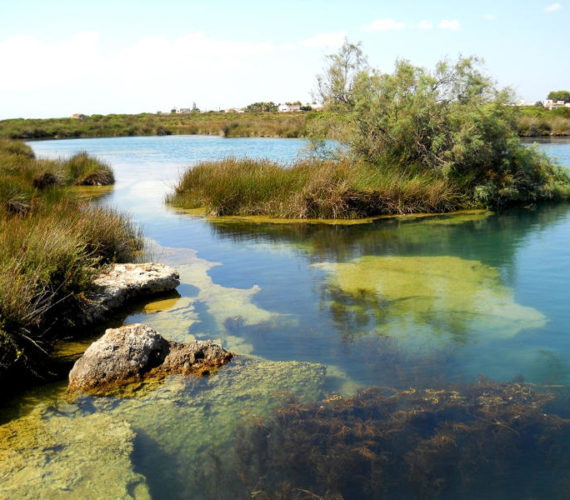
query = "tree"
xmin=315 ymin=39 xmax=367 ymax=111
xmin=245 ymin=102 xmax=278 ymax=112
xmin=547 ymin=90 xmax=570 ymax=102
xmin=316 ymin=42 xmax=568 ymax=207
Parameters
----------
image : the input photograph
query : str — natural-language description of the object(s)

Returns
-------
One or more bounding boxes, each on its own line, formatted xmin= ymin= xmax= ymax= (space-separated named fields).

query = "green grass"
xmin=167 ymin=158 xmax=460 ymax=219
xmin=0 ymin=140 xmax=142 ymax=379
xmin=0 ymin=112 xmax=326 ymax=140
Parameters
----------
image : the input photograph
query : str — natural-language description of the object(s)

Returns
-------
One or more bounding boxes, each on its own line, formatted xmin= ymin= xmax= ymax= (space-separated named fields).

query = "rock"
xmin=80 ymin=263 xmax=180 ymax=325
xmin=68 ymin=324 xmax=233 ymax=393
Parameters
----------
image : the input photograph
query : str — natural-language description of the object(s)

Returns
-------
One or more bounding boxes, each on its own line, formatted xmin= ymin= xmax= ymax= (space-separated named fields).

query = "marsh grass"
xmin=168 ymin=158 xmax=459 ymax=219
xmin=60 ymin=152 xmax=114 ymax=185
xmin=0 ymin=140 xmax=142 ymax=378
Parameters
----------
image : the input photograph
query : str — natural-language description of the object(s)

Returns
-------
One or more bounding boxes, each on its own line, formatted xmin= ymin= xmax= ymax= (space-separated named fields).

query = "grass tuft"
xmin=168 ymin=157 xmax=460 ymax=219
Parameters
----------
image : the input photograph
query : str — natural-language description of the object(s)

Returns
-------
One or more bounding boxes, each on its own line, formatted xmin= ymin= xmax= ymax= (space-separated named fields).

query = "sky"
xmin=0 ymin=0 xmax=568 ymax=119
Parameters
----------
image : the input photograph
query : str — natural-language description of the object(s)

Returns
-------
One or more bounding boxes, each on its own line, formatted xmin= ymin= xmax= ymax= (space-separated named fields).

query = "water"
xmin=2 ymin=135 xmax=570 ymax=498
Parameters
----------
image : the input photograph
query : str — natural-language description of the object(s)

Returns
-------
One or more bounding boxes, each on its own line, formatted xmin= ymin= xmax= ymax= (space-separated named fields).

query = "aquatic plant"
xmin=60 ymin=151 xmax=114 ymax=185
xmin=228 ymin=380 xmax=570 ymax=499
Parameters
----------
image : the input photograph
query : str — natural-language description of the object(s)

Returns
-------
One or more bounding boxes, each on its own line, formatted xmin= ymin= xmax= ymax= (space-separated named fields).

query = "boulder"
xmin=80 ymin=263 xmax=180 ymax=324
xmin=68 ymin=324 xmax=233 ymax=393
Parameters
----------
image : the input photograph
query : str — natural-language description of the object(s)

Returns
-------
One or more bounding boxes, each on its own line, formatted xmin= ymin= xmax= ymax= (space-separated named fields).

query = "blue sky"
xmin=0 ymin=0 xmax=568 ymax=119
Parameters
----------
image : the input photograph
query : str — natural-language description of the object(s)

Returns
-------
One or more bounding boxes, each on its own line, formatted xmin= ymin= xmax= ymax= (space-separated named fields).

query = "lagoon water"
xmin=2 ymin=135 xmax=570 ymax=498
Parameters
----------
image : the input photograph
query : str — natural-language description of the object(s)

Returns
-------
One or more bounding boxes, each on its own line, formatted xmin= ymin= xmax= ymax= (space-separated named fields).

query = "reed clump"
xmin=168 ymin=157 xmax=459 ymax=219
xmin=0 ymin=140 xmax=142 ymax=381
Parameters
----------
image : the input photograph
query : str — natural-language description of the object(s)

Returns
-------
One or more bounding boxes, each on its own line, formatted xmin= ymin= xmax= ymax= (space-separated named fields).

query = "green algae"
xmin=314 ymin=255 xmax=546 ymax=349
xmin=421 ymin=210 xmax=492 ymax=226
xmin=176 ymin=206 xmax=491 ymax=226
xmin=142 ymin=295 xmax=182 ymax=314
xmin=0 ymin=407 xmax=150 ymax=499
xmin=0 ymin=358 xmax=325 ymax=500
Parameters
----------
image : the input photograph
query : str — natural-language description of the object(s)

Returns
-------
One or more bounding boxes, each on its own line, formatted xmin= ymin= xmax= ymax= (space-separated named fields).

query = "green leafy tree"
xmin=245 ymin=102 xmax=278 ymax=112
xmin=316 ymin=39 xmax=367 ymax=111
xmin=317 ymin=43 xmax=570 ymax=207
xmin=547 ymin=90 xmax=570 ymax=102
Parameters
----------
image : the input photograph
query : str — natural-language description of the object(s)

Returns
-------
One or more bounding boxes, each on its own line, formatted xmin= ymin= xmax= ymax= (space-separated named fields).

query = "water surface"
xmin=2 ymin=135 xmax=569 ymax=499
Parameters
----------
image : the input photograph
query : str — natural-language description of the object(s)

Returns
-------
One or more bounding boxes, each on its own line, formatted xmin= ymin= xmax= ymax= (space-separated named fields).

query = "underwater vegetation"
xmin=0 ymin=358 xmax=327 ymax=500
xmin=0 ymin=406 xmax=150 ymax=499
xmin=315 ymin=255 xmax=545 ymax=349
xmin=223 ymin=380 xmax=570 ymax=500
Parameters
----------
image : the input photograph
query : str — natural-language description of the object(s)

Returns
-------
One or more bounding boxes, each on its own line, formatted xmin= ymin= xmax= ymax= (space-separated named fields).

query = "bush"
xmin=319 ymin=43 xmax=570 ymax=208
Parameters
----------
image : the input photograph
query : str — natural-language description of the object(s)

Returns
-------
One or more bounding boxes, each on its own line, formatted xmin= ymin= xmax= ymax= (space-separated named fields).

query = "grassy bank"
xmin=168 ymin=158 xmax=459 ymax=218
xmin=0 ymin=140 xmax=142 ymax=382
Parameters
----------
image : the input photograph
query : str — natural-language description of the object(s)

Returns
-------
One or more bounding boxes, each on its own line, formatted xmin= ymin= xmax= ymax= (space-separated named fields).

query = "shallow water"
xmin=2 ymin=135 xmax=570 ymax=498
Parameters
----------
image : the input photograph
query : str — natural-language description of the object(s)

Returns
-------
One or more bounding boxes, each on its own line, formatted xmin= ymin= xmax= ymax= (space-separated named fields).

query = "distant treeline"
xmin=0 ymin=112 xmax=333 ymax=140
xmin=0 ymin=107 xmax=568 ymax=141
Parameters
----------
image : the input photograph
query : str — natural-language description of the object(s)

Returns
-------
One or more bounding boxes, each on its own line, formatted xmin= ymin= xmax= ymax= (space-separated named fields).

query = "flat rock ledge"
xmin=68 ymin=324 xmax=233 ymax=393
xmin=80 ymin=263 xmax=180 ymax=325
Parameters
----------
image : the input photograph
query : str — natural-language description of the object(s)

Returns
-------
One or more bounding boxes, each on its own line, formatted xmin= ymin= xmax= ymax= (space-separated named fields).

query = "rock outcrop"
xmin=68 ymin=324 xmax=233 ymax=393
xmin=80 ymin=263 xmax=180 ymax=325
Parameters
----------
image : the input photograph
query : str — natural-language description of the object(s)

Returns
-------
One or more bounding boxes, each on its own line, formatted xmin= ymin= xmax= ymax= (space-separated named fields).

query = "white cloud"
xmin=439 ymin=19 xmax=461 ymax=31
xmin=300 ymin=31 xmax=346 ymax=48
xmin=0 ymin=31 xmax=322 ymax=117
xmin=363 ymin=18 xmax=406 ymax=32
xmin=0 ymin=31 xmax=101 ymax=91
xmin=545 ymin=2 xmax=562 ymax=12
xmin=418 ymin=20 xmax=434 ymax=30
xmin=484 ymin=14 xmax=497 ymax=21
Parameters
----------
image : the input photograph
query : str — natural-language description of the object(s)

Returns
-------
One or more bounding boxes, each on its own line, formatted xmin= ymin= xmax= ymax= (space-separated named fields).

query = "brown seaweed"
xmin=196 ymin=379 xmax=570 ymax=499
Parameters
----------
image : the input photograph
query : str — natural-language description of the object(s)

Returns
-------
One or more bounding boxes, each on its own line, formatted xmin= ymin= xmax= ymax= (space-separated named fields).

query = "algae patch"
xmin=0 ymin=408 xmax=150 ymax=499
xmin=314 ymin=255 xmax=546 ymax=347
xmin=131 ymin=241 xmax=293 ymax=355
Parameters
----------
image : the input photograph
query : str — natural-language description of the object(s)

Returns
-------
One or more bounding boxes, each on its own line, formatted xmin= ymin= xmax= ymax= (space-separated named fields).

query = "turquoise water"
xmin=2 ymin=135 xmax=570 ymax=499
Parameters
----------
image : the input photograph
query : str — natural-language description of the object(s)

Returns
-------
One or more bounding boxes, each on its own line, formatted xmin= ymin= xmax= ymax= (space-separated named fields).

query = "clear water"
xmin=2 ymin=135 xmax=570 ymax=499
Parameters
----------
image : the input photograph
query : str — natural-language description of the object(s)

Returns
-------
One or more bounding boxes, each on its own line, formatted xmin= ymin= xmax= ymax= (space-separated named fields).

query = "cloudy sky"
xmin=0 ymin=0 xmax=568 ymax=119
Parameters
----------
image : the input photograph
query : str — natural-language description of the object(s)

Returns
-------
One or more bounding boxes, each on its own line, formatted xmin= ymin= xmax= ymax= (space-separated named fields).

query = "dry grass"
xmin=168 ymin=157 xmax=460 ymax=219
xmin=0 ymin=140 xmax=142 ymax=377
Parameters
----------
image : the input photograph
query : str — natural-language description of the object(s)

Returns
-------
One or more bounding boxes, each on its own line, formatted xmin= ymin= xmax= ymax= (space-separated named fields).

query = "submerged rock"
xmin=80 ymin=263 xmax=180 ymax=325
xmin=68 ymin=324 xmax=233 ymax=393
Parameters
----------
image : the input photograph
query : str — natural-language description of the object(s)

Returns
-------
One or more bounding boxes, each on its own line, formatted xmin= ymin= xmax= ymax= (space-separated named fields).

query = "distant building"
xmin=544 ymin=99 xmax=567 ymax=110
xmin=278 ymin=104 xmax=301 ymax=112
xmin=178 ymin=108 xmax=192 ymax=114
xmin=71 ymin=113 xmax=86 ymax=119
